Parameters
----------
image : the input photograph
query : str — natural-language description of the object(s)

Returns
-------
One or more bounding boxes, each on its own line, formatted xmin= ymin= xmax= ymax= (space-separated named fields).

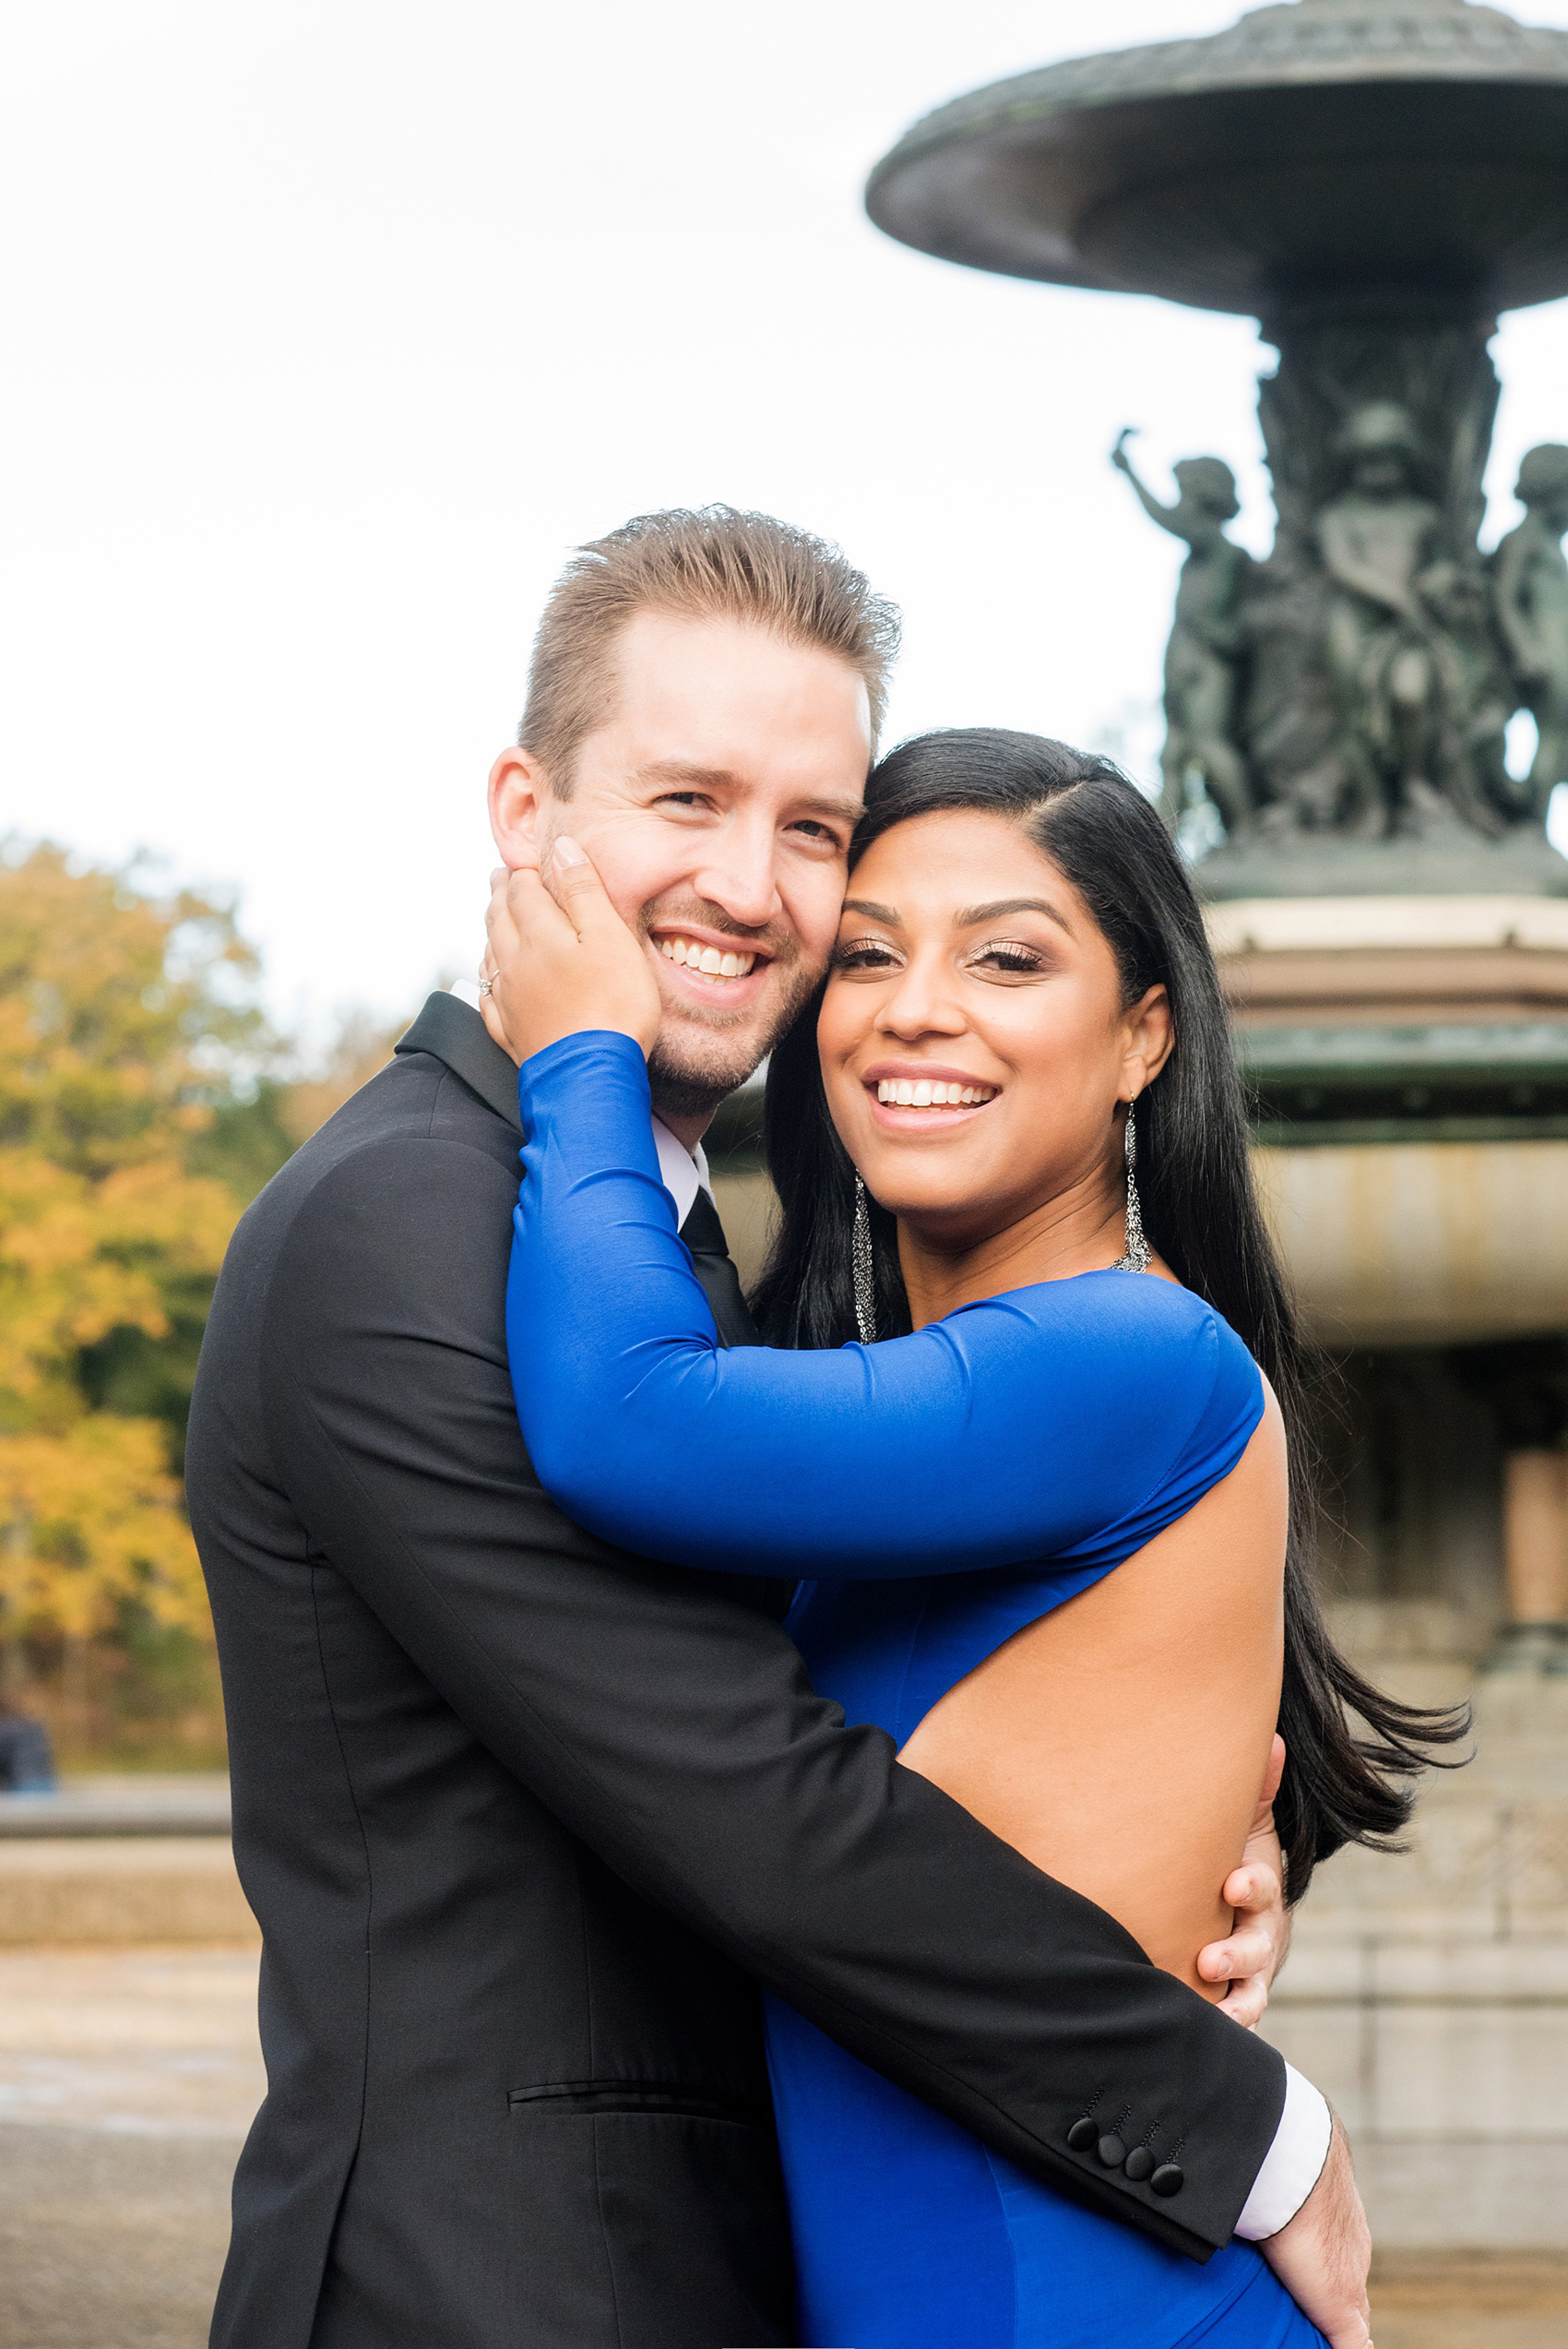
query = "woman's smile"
xmin=863 ymin=1061 xmax=999 ymax=1131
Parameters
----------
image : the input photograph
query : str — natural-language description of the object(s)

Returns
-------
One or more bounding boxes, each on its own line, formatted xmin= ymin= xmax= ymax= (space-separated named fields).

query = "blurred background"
xmin=5 ymin=4 xmax=1568 ymax=2343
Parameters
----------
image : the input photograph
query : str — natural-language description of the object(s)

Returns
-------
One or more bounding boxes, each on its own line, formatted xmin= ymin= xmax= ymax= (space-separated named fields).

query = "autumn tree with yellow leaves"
xmin=0 ymin=841 xmax=291 ymax=1751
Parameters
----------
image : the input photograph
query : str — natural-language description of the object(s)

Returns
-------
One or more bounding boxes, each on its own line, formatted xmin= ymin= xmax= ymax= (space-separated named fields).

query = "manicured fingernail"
xmin=554 ymin=836 xmax=585 ymax=867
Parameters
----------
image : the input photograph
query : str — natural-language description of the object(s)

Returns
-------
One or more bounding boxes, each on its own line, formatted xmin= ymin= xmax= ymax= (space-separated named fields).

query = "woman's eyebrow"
xmin=840 ymin=898 xmax=901 ymax=925
xmin=955 ymin=896 xmax=1073 ymax=936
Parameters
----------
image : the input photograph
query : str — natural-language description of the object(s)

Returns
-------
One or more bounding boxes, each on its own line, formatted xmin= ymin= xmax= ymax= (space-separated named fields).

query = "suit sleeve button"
xmin=1096 ymin=2134 xmax=1127 ymax=2168
xmin=1123 ymin=2146 xmax=1154 ymax=2182
xmin=1066 ymin=2117 xmax=1098 ymax=2152
xmin=1151 ymin=2163 xmax=1185 ymax=2198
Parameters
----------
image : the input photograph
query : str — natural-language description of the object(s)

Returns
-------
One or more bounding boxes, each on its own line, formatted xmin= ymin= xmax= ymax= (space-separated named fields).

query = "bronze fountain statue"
xmin=1494 ymin=440 xmax=1568 ymax=812
xmin=1111 ymin=399 xmax=1557 ymax=861
xmin=866 ymin=0 xmax=1568 ymax=893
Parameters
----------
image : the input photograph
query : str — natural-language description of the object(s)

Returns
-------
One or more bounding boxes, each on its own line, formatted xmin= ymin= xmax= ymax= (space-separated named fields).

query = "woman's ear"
xmin=1122 ymin=983 xmax=1174 ymax=1097
xmin=488 ymin=747 xmax=555 ymax=872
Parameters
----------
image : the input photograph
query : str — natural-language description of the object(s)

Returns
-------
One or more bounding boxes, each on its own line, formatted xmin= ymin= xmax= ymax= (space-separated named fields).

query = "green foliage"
xmin=0 ymin=838 xmax=406 ymax=1757
xmin=189 ymin=1078 xmax=303 ymax=1205
xmin=0 ymin=841 xmax=290 ymax=1675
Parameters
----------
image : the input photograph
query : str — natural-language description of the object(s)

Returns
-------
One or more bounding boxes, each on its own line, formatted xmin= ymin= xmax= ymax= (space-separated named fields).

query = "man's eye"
xmin=790 ymin=819 xmax=846 ymax=849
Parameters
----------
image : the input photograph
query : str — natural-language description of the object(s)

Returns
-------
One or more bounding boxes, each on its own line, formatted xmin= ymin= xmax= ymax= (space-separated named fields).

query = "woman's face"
xmin=817 ymin=807 xmax=1171 ymax=1249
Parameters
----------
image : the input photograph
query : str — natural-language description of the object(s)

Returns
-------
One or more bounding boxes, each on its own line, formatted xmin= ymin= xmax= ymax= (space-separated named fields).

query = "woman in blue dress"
xmin=478 ymin=729 xmax=1458 ymax=2349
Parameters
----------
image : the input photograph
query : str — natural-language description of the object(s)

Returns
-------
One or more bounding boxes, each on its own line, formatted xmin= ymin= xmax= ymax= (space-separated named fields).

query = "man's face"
xmin=491 ymin=610 xmax=872 ymax=1126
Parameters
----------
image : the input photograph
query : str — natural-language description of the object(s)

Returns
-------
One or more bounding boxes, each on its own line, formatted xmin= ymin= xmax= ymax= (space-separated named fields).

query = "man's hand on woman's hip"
xmin=1259 ymin=2115 xmax=1374 ymax=2349
xmin=1197 ymin=1733 xmax=1290 ymax=2027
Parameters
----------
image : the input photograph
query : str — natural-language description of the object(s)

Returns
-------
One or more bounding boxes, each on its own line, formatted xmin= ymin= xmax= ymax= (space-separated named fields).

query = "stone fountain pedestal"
xmin=1260 ymin=1680 xmax=1568 ymax=2248
xmin=1215 ymin=892 xmax=1568 ymax=2242
xmin=864 ymin=0 xmax=1568 ymax=2248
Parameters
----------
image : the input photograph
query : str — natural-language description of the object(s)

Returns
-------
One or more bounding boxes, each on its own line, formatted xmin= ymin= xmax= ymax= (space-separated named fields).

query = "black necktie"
xmin=679 ymin=1189 xmax=761 ymax=1351
xmin=679 ymin=1188 xmax=794 ymax=1617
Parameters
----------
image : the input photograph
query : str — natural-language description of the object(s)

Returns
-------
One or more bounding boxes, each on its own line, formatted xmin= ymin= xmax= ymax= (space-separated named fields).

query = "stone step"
xmin=0 ymin=1839 xmax=256 ymax=1947
xmin=0 ymin=1775 xmax=232 ymax=1840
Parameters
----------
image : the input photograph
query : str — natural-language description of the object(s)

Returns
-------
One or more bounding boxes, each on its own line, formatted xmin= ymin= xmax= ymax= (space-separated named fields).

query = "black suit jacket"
xmin=186 ymin=992 xmax=1286 ymax=2349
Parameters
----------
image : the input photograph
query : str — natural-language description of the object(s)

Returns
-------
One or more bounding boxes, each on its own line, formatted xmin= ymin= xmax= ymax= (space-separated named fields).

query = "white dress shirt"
xmin=1236 ymin=2063 xmax=1333 ymax=2239
xmin=450 ymin=980 xmax=1331 ymax=2235
xmin=649 ymin=1119 xmax=714 ymax=1228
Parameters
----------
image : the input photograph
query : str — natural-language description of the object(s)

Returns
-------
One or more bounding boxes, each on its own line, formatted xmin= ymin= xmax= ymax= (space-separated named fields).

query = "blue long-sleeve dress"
xmin=505 ymin=1032 xmax=1325 ymax=2349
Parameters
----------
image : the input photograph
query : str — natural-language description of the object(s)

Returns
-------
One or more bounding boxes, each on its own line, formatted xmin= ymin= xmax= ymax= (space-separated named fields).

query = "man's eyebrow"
xmin=797 ymin=794 xmax=865 ymax=828
xmin=841 ymin=898 xmax=900 ymax=924
xmin=636 ymin=759 xmax=738 ymax=788
xmin=955 ymin=896 xmax=1075 ymax=936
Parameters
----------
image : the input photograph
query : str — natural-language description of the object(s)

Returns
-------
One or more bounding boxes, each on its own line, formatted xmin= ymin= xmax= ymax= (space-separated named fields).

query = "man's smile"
xmin=648 ymin=919 xmax=776 ymax=1008
xmin=658 ymin=935 xmax=759 ymax=981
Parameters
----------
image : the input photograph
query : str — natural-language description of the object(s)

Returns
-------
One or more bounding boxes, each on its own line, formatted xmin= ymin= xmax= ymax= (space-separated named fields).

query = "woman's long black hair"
xmin=751 ymin=727 xmax=1467 ymax=1900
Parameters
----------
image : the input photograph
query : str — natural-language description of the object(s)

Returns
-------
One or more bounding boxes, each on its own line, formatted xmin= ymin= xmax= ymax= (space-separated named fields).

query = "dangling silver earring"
xmin=1111 ymin=1102 xmax=1152 ymax=1274
xmin=852 ymin=1174 xmax=877 ymax=1344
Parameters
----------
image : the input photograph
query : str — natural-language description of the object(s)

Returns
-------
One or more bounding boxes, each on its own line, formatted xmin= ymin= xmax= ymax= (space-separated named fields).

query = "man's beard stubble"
xmin=639 ymin=895 xmax=821 ymax=1125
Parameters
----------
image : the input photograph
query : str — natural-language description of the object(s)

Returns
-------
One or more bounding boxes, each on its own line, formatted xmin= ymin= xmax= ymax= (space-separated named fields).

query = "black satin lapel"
xmin=679 ymin=1195 xmax=761 ymax=1350
xmin=396 ymin=994 xmax=521 ymax=1129
xmin=397 ymin=1000 xmax=761 ymax=1347
xmin=686 ymin=1249 xmax=761 ymax=1351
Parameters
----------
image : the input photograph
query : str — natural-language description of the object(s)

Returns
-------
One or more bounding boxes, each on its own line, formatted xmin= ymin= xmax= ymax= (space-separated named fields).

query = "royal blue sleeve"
xmin=506 ymin=1031 xmax=1263 ymax=1580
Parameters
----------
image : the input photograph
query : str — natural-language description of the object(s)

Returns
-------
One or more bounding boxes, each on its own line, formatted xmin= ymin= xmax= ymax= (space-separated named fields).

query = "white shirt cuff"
xmin=1233 ymin=2064 xmax=1333 ymax=2240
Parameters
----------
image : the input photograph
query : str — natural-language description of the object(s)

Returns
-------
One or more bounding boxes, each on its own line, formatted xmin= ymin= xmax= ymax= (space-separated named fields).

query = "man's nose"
xmin=692 ymin=833 xmax=782 ymax=930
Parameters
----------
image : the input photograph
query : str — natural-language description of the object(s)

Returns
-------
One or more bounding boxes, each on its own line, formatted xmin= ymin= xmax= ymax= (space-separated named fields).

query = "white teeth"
xmin=874 ymin=1077 xmax=996 ymax=1109
xmin=658 ymin=937 xmax=755 ymax=980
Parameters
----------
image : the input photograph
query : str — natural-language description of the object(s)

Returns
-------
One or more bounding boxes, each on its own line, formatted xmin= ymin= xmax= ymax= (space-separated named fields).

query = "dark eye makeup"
xmin=831 ymin=936 xmax=901 ymax=972
xmin=831 ymin=934 xmax=1050 ymax=978
xmin=969 ymin=941 xmax=1046 ymax=975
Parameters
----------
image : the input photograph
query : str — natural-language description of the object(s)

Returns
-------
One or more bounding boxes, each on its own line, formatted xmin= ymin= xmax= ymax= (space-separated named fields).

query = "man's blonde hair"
xmin=518 ymin=506 xmax=901 ymax=790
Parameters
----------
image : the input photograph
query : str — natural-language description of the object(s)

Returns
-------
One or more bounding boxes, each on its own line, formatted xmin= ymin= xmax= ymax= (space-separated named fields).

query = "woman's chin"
xmin=861 ymin=1171 xmax=1004 ymax=1240
xmin=857 ymin=1123 xmax=1008 ymax=1191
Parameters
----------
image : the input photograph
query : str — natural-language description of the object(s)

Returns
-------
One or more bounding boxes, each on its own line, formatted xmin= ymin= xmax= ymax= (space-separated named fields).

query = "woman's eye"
xmin=972 ymin=942 xmax=1044 ymax=975
xmin=832 ymin=939 xmax=899 ymax=972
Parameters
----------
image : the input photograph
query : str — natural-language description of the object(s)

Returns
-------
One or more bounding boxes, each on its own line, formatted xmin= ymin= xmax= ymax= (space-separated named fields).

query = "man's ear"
xmin=488 ymin=746 xmax=556 ymax=872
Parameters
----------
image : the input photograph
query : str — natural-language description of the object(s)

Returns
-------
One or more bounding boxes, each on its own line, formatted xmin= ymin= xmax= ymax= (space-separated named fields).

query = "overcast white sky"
xmin=7 ymin=1 xmax=1568 ymax=1040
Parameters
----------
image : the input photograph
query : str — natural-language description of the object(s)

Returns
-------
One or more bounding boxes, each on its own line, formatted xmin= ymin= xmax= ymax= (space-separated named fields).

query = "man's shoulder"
xmin=220 ymin=1050 xmax=519 ymax=1311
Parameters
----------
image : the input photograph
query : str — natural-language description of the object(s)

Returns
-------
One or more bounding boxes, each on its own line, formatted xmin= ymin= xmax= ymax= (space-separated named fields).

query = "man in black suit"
xmin=187 ymin=507 xmax=1369 ymax=2349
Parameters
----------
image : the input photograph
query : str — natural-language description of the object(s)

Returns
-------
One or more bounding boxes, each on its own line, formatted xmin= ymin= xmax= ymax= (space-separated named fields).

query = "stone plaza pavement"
xmin=0 ymin=1947 xmax=261 ymax=2349
xmin=0 ymin=1945 xmax=1564 ymax=2348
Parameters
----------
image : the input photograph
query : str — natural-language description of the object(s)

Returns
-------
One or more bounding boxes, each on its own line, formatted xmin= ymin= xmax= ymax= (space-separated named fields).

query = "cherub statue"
xmin=1315 ymin=401 xmax=1464 ymax=825
xmin=1112 ymin=430 xmax=1253 ymax=834
xmin=1492 ymin=442 xmax=1568 ymax=817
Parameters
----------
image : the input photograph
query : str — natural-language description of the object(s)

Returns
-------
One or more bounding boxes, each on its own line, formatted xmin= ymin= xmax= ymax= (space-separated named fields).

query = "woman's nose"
xmin=876 ymin=962 xmax=966 ymax=1040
